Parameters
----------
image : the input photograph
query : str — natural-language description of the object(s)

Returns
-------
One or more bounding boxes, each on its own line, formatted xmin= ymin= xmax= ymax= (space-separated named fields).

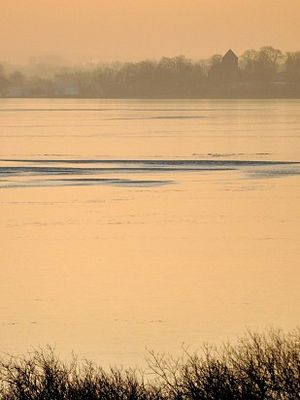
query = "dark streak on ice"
xmin=0 ymin=159 xmax=299 ymax=189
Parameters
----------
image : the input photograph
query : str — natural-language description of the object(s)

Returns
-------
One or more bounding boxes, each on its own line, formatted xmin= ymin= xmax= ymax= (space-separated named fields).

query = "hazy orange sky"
xmin=1 ymin=0 xmax=300 ymax=63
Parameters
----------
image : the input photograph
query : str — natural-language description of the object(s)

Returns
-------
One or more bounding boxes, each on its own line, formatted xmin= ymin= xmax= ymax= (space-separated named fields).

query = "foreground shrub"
xmin=0 ymin=329 xmax=299 ymax=399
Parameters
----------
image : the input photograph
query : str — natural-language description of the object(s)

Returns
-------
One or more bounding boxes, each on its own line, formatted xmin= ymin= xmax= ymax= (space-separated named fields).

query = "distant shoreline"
xmin=1 ymin=95 xmax=300 ymax=100
xmin=2 ymin=47 xmax=300 ymax=99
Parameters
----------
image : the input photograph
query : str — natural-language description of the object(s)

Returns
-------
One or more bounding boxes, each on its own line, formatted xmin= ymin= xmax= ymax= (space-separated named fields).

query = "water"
xmin=0 ymin=98 xmax=299 ymax=366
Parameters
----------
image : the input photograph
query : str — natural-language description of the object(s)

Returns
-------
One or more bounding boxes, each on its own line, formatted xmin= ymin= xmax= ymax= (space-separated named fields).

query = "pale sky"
xmin=1 ymin=0 xmax=300 ymax=63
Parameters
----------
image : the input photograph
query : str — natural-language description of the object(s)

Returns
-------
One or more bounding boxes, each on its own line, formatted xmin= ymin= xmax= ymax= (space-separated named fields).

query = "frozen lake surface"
xmin=0 ymin=99 xmax=299 ymax=366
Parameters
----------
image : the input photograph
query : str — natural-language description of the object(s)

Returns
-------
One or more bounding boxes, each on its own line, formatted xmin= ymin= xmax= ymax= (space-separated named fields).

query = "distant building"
xmin=209 ymin=49 xmax=239 ymax=82
xmin=222 ymin=49 xmax=239 ymax=78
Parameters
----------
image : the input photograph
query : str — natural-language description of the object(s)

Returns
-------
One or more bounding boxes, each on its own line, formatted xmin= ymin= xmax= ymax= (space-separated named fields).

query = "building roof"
xmin=223 ymin=49 xmax=238 ymax=60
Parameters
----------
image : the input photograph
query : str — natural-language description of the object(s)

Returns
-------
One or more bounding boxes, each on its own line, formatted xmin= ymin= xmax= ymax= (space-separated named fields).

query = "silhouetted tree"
xmin=0 ymin=65 xmax=8 ymax=95
xmin=240 ymin=46 xmax=283 ymax=82
xmin=9 ymin=71 xmax=26 ymax=86
xmin=285 ymin=51 xmax=300 ymax=82
xmin=208 ymin=54 xmax=224 ymax=83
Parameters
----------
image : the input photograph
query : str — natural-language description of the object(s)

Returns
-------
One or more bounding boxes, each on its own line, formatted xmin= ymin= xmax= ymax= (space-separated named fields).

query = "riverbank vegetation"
xmin=0 ymin=47 xmax=300 ymax=98
xmin=0 ymin=329 xmax=299 ymax=399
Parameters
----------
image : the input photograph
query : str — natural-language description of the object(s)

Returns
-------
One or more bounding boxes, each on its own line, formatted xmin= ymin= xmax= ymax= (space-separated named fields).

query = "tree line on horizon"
xmin=0 ymin=46 xmax=300 ymax=98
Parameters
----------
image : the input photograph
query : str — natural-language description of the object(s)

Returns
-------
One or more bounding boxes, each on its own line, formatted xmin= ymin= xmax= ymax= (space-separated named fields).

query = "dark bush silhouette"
xmin=0 ymin=329 xmax=299 ymax=399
